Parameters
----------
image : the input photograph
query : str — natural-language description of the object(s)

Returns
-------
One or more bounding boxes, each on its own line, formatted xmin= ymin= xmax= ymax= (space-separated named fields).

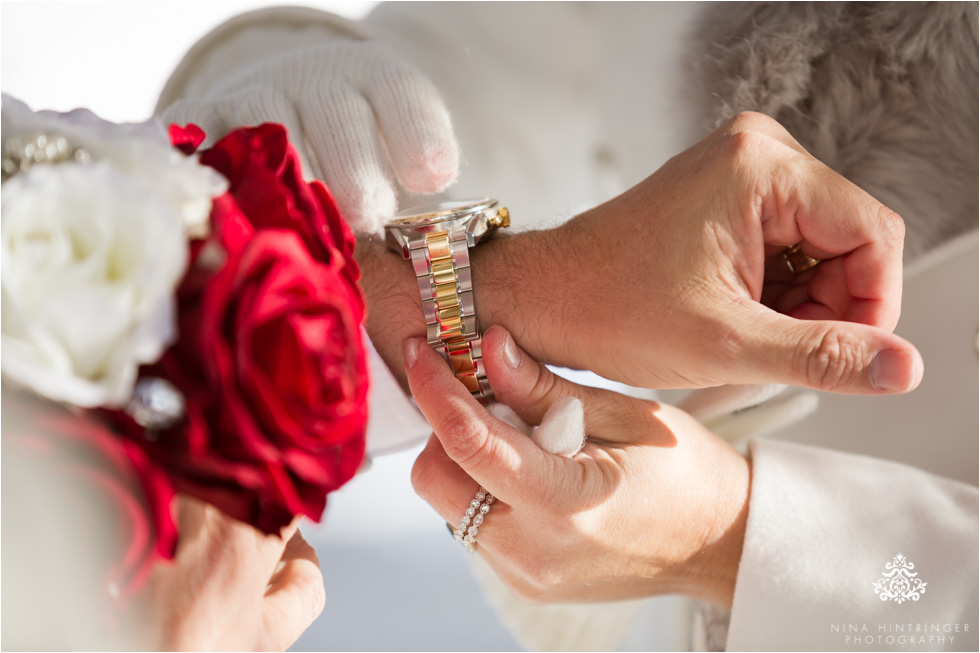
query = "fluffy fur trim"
xmin=690 ymin=2 xmax=978 ymax=260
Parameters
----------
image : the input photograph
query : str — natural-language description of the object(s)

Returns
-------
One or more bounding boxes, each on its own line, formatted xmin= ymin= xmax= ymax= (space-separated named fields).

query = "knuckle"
xmin=722 ymin=110 xmax=777 ymax=135
xmin=527 ymin=366 xmax=564 ymax=413
xmin=717 ymin=112 xmax=799 ymax=166
xmin=442 ymin=412 xmax=492 ymax=469
xmin=878 ymin=206 xmax=906 ymax=243
xmin=409 ymin=452 xmax=433 ymax=499
xmin=718 ymin=129 xmax=771 ymax=171
xmin=801 ymin=324 xmax=865 ymax=391
xmin=528 ymin=460 xmax=573 ymax=508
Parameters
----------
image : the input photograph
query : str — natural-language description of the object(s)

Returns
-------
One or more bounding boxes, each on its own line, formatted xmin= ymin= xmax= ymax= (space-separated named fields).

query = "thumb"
xmin=482 ymin=325 xmax=639 ymax=442
xmin=734 ymin=308 xmax=924 ymax=395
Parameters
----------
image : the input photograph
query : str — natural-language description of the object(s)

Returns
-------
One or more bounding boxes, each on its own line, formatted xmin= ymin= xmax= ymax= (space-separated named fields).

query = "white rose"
xmin=1 ymin=94 xmax=226 ymax=235
xmin=0 ymin=96 xmax=227 ymax=407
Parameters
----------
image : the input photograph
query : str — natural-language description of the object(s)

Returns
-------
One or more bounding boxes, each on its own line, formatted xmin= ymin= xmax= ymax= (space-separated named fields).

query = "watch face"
xmin=388 ymin=198 xmax=493 ymax=227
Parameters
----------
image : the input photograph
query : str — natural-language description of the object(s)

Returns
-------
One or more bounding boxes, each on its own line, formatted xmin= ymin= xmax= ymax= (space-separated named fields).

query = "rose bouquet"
xmin=1 ymin=95 xmax=368 ymax=608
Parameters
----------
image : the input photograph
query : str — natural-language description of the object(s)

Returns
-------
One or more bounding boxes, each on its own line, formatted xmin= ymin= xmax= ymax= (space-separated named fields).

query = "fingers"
xmin=757 ymin=158 xmax=905 ymax=332
xmin=297 ymin=82 xmax=398 ymax=234
xmin=481 ymin=325 xmax=644 ymax=444
xmin=363 ymin=53 xmax=459 ymax=194
xmin=411 ymin=434 xmax=494 ymax=525
xmin=718 ymin=112 xmax=905 ymax=333
xmin=403 ymin=336 xmax=562 ymax=506
xmin=263 ymin=530 xmax=325 ymax=651
xmin=732 ymin=304 xmax=924 ymax=394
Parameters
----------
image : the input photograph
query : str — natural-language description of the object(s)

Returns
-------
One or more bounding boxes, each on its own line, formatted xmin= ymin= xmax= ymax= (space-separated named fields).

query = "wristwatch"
xmin=385 ymin=198 xmax=510 ymax=401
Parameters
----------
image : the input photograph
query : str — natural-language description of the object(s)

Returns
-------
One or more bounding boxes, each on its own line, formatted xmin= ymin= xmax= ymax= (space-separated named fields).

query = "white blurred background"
xmin=1 ymin=2 xmax=686 ymax=650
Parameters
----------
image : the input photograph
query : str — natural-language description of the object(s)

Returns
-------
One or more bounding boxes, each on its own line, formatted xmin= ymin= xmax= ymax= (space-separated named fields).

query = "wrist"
xmin=470 ymin=226 xmax=574 ymax=366
xmin=356 ymin=225 xmax=572 ymax=388
xmin=355 ymin=236 xmax=425 ymax=389
xmin=677 ymin=453 xmax=752 ymax=608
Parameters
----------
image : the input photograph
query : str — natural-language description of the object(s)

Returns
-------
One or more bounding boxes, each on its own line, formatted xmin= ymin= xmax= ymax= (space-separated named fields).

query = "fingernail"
xmin=404 ymin=338 xmax=422 ymax=369
xmin=503 ymin=331 xmax=522 ymax=370
xmin=870 ymin=349 xmax=916 ymax=392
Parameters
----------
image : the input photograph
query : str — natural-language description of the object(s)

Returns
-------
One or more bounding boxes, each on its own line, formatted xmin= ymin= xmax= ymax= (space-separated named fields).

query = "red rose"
xmin=119 ymin=124 xmax=369 ymax=534
xmin=3 ymin=392 xmax=177 ymax=609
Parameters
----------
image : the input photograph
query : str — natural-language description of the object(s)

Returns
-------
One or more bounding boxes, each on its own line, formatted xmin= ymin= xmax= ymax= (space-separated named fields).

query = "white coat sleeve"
xmin=727 ymin=438 xmax=978 ymax=651
xmin=361 ymin=328 xmax=431 ymax=456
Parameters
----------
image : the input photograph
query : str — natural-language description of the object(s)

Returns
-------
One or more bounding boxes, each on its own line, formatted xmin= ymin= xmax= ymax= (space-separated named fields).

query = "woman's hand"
xmin=131 ymin=497 xmax=325 ymax=651
xmin=407 ymin=326 xmax=751 ymax=607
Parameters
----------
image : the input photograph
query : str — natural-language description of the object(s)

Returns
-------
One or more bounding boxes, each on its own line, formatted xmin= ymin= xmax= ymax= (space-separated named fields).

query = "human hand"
xmin=529 ymin=111 xmax=922 ymax=394
xmin=407 ymin=326 xmax=751 ymax=607
xmin=130 ymin=496 xmax=324 ymax=651
xmin=161 ymin=34 xmax=458 ymax=233
xmin=358 ymin=112 xmax=921 ymax=396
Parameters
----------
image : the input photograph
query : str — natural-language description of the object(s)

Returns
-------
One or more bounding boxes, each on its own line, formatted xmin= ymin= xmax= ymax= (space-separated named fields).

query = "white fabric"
xmin=158 ymin=7 xmax=459 ymax=233
xmin=159 ymin=4 xmax=978 ymax=651
xmin=469 ymin=552 xmax=647 ymax=653
xmin=489 ymin=397 xmax=588 ymax=458
xmin=679 ymin=383 xmax=821 ymax=450
xmin=361 ymin=328 xmax=430 ymax=456
xmin=729 ymin=439 xmax=978 ymax=651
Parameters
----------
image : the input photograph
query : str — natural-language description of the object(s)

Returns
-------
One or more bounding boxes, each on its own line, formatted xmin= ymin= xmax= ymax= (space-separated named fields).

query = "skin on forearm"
xmin=355 ymin=227 xmax=573 ymax=389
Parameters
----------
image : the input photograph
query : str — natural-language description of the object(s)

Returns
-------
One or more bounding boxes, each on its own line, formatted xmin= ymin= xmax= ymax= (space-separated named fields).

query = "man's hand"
xmin=540 ymin=111 xmax=922 ymax=393
xmin=360 ymin=111 xmax=922 ymax=395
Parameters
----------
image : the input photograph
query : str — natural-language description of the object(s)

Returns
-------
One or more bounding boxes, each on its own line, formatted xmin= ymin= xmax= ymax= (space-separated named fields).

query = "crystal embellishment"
xmin=125 ymin=377 xmax=186 ymax=431
xmin=2 ymin=132 xmax=91 ymax=183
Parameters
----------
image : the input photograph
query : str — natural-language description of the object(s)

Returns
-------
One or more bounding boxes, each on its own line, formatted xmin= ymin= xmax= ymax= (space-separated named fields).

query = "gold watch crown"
xmin=491 ymin=207 xmax=510 ymax=229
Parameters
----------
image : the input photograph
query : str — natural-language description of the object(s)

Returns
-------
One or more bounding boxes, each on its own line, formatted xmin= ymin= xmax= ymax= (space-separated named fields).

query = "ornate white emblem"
xmin=873 ymin=554 xmax=927 ymax=604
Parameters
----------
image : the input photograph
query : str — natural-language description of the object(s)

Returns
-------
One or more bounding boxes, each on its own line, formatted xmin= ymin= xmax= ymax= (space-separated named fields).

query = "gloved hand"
xmin=160 ymin=18 xmax=459 ymax=233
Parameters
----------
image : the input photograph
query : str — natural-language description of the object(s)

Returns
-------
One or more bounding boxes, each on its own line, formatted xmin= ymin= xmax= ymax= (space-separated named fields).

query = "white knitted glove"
xmin=158 ymin=10 xmax=459 ymax=233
